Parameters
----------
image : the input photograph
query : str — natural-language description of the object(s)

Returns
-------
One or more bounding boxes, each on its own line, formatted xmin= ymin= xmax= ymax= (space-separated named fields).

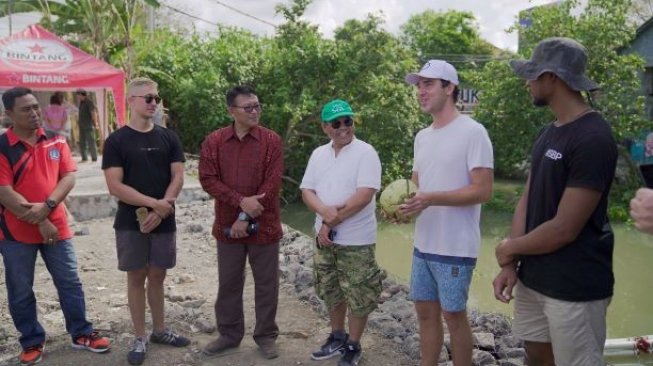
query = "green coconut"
xmin=379 ymin=179 xmax=417 ymax=222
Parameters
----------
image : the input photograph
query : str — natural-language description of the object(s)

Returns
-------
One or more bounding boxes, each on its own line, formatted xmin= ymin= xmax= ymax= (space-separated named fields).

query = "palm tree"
xmin=0 ymin=0 xmax=159 ymax=71
xmin=0 ymin=0 xmax=53 ymax=35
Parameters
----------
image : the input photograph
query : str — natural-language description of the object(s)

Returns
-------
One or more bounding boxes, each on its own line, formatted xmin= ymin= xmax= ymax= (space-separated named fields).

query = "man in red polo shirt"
xmin=199 ymin=85 xmax=283 ymax=359
xmin=0 ymin=87 xmax=110 ymax=365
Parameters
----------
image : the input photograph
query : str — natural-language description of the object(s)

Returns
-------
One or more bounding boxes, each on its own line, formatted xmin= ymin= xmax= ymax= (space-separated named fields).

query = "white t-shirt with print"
xmin=412 ymin=114 xmax=494 ymax=258
xmin=300 ymin=138 xmax=381 ymax=246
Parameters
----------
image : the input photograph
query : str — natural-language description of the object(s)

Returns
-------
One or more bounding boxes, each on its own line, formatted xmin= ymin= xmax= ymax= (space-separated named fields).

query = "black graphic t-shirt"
xmin=519 ymin=112 xmax=617 ymax=301
xmin=102 ymin=125 xmax=185 ymax=232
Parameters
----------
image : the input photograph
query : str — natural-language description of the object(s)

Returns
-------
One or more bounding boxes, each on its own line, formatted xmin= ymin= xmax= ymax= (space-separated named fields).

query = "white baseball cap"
xmin=405 ymin=60 xmax=459 ymax=85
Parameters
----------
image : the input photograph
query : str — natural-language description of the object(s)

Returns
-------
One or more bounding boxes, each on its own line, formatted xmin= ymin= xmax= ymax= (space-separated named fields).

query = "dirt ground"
xmin=0 ymin=201 xmax=416 ymax=366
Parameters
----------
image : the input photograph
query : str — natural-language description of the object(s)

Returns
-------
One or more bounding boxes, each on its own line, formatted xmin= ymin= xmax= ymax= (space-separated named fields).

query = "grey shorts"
xmin=115 ymin=230 xmax=177 ymax=271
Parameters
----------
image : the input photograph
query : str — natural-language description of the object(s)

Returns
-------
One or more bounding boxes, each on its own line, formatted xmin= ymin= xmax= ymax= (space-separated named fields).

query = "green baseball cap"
xmin=321 ymin=99 xmax=354 ymax=123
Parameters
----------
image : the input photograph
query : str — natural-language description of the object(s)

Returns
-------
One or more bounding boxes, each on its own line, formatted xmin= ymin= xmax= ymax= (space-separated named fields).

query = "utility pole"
xmin=8 ymin=0 xmax=13 ymax=35
xmin=147 ymin=4 xmax=155 ymax=32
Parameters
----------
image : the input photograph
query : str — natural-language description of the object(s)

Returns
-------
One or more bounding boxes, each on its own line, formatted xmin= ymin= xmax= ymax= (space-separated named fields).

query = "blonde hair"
xmin=128 ymin=77 xmax=158 ymax=96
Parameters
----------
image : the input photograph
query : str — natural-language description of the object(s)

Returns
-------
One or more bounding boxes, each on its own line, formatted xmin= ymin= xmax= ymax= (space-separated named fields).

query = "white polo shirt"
xmin=412 ymin=114 xmax=494 ymax=258
xmin=300 ymin=138 xmax=381 ymax=246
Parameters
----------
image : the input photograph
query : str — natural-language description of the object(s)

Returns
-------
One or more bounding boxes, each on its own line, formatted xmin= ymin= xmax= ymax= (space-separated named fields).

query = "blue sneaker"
xmin=150 ymin=329 xmax=190 ymax=347
xmin=338 ymin=342 xmax=362 ymax=366
xmin=311 ymin=332 xmax=348 ymax=360
xmin=127 ymin=337 xmax=147 ymax=365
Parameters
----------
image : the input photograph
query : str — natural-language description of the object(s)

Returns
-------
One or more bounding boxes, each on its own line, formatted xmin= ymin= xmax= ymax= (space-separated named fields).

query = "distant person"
xmin=645 ymin=132 xmax=653 ymax=158
xmin=399 ymin=60 xmax=494 ymax=366
xmin=102 ymin=78 xmax=189 ymax=365
xmin=75 ymin=89 xmax=98 ymax=162
xmin=494 ymin=37 xmax=617 ymax=366
xmin=301 ymin=99 xmax=383 ymax=366
xmin=199 ymin=85 xmax=283 ymax=359
xmin=0 ymin=87 xmax=110 ymax=365
xmin=43 ymin=92 xmax=71 ymax=143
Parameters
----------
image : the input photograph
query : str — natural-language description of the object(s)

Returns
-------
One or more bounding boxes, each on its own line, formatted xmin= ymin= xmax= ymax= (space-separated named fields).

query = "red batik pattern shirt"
xmin=198 ymin=124 xmax=283 ymax=244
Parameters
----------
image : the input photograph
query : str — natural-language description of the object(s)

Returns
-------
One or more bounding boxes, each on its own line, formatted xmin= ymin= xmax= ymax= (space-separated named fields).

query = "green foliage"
xmin=11 ymin=0 xmax=647 ymax=219
xmin=259 ymin=12 xmax=422 ymax=201
xmin=484 ymin=180 xmax=524 ymax=213
xmin=137 ymin=1 xmax=647 ymax=214
xmin=4 ymin=0 xmax=158 ymax=66
xmin=132 ymin=2 xmax=423 ymax=203
xmin=470 ymin=61 xmax=552 ymax=178
xmin=331 ymin=16 xmax=422 ymax=186
xmin=134 ymin=27 xmax=267 ymax=152
xmin=470 ymin=0 xmax=648 ymax=217
xmin=485 ymin=188 xmax=522 ymax=213
xmin=0 ymin=0 xmax=46 ymax=17
xmin=258 ymin=5 xmax=339 ymax=201
xmin=517 ymin=0 xmax=647 ymax=142
xmin=399 ymin=10 xmax=495 ymax=70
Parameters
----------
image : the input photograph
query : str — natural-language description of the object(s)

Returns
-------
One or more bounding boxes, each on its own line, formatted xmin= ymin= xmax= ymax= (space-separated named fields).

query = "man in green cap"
xmin=300 ymin=99 xmax=383 ymax=366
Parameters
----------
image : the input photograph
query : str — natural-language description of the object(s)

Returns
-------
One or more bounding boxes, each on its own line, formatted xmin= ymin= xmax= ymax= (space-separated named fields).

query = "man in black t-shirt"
xmin=492 ymin=38 xmax=617 ymax=366
xmin=102 ymin=77 xmax=189 ymax=365
xmin=75 ymin=89 xmax=98 ymax=162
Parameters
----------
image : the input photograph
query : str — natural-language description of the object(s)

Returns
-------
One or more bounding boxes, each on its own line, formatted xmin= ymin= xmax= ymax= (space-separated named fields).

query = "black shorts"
xmin=115 ymin=230 xmax=177 ymax=271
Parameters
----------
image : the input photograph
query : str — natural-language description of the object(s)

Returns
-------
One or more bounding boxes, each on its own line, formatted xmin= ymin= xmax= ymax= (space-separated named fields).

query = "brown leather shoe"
xmin=259 ymin=341 xmax=279 ymax=359
xmin=202 ymin=337 xmax=238 ymax=356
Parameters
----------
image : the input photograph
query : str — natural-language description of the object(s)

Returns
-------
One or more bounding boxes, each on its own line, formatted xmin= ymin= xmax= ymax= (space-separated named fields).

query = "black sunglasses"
xmin=233 ymin=104 xmax=263 ymax=113
xmin=134 ymin=95 xmax=161 ymax=104
xmin=329 ymin=117 xmax=354 ymax=129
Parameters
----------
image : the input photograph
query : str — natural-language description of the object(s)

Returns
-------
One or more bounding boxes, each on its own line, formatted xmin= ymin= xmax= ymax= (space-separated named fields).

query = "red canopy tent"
xmin=0 ymin=24 xmax=126 ymax=134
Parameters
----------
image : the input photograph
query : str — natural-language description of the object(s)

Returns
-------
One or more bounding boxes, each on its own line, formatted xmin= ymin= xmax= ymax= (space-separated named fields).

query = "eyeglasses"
xmin=232 ymin=104 xmax=263 ymax=113
xmin=328 ymin=117 xmax=354 ymax=129
xmin=133 ymin=95 xmax=161 ymax=104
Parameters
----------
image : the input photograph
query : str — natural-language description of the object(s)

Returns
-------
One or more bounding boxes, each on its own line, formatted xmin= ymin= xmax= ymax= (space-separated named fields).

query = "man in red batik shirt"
xmin=198 ymin=85 xmax=283 ymax=360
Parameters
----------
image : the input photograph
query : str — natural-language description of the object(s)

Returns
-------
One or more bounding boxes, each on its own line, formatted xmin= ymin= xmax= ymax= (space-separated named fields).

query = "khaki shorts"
xmin=313 ymin=243 xmax=384 ymax=317
xmin=512 ymin=280 xmax=611 ymax=366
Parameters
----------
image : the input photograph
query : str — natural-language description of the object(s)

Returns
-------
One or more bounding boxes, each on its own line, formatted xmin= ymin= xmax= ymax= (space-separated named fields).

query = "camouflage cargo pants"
xmin=313 ymin=243 xmax=384 ymax=317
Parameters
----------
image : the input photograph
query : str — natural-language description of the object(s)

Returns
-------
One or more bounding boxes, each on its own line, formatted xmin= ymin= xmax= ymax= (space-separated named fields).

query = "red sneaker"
xmin=72 ymin=331 xmax=110 ymax=353
xmin=19 ymin=343 xmax=44 ymax=365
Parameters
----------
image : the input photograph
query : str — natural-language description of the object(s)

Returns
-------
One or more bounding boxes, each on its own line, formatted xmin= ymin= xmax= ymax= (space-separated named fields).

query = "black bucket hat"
xmin=510 ymin=37 xmax=599 ymax=92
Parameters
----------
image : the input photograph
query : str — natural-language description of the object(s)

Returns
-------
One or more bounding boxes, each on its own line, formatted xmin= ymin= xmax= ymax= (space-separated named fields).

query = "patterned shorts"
xmin=409 ymin=249 xmax=475 ymax=312
xmin=313 ymin=243 xmax=384 ymax=317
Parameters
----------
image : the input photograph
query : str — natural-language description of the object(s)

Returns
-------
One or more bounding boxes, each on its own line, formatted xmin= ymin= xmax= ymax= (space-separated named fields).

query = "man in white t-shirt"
xmin=400 ymin=60 xmax=494 ymax=366
xmin=300 ymin=99 xmax=383 ymax=366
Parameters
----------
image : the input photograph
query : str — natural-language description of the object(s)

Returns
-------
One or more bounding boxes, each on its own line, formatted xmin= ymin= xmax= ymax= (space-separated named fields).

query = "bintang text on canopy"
xmin=20 ymin=74 xmax=70 ymax=84
xmin=4 ymin=51 xmax=69 ymax=62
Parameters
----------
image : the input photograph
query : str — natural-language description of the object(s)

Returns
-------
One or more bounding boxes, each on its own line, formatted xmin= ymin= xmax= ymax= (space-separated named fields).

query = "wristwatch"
xmin=45 ymin=199 xmax=57 ymax=210
xmin=238 ymin=212 xmax=250 ymax=221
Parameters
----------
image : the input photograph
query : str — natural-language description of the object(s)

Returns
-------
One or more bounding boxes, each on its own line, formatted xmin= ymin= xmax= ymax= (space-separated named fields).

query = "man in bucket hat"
xmin=493 ymin=37 xmax=617 ymax=365
xmin=300 ymin=99 xmax=384 ymax=366
xmin=400 ymin=60 xmax=494 ymax=366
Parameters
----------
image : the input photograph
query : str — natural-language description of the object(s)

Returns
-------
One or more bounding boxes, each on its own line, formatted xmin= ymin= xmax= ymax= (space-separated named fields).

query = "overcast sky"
xmin=0 ymin=0 xmax=557 ymax=51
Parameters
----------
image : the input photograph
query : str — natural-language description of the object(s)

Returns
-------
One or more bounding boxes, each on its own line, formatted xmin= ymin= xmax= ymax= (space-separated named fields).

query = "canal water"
xmin=282 ymin=203 xmax=653 ymax=342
